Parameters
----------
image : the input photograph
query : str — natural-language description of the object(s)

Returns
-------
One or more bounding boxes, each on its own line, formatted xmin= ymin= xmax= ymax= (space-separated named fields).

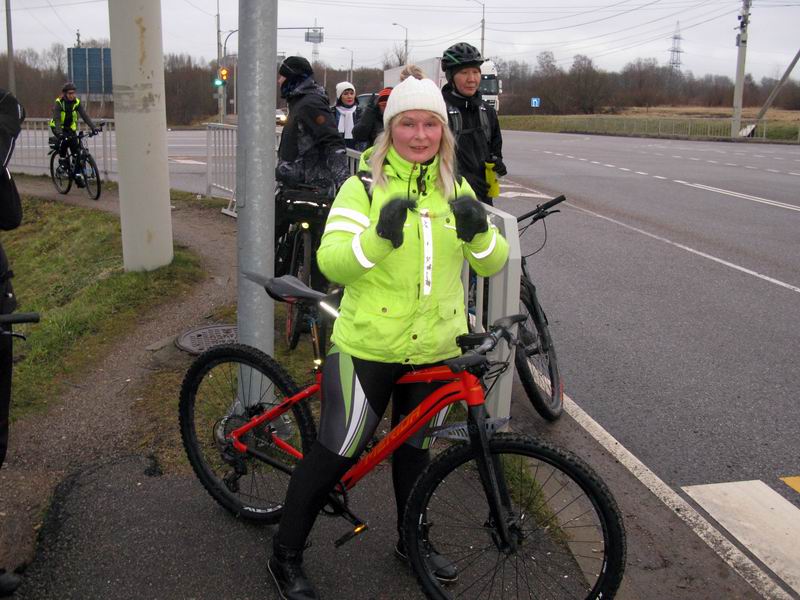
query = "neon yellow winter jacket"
xmin=317 ymin=146 xmax=509 ymax=364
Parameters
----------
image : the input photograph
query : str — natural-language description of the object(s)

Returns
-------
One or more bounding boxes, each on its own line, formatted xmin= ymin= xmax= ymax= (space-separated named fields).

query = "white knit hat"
xmin=383 ymin=76 xmax=448 ymax=128
xmin=335 ymin=81 xmax=355 ymax=100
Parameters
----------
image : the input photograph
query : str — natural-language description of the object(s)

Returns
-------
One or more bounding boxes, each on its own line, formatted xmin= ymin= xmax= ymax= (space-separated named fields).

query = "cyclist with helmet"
xmin=49 ymin=82 xmax=99 ymax=173
xmin=440 ymin=42 xmax=506 ymax=205
xmin=267 ymin=74 xmax=509 ymax=600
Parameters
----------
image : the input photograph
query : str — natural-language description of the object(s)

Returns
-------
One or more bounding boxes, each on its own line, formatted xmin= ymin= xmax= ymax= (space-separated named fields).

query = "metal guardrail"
xmin=9 ymin=117 xmax=117 ymax=177
xmin=513 ymin=115 xmax=800 ymax=143
xmin=205 ymin=123 xmax=521 ymax=418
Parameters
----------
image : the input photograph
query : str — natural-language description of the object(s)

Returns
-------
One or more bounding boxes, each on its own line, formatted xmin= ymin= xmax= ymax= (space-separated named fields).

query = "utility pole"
xmin=753 ymin=48 xmax=800 ymax=123
xmin=216 ymin=0 xmax=223 ymax=123
xmin=392 ymin=22 xmax=408 ymax=63
xmin=236 ymin=0 xmax=278 ymax=355
xmin=108 ymin=0 xmax=174 ymax=271
xmin=469 ymin=0 xmax=485 ymax=56
xmin=731 ymin=0 xmax=751 ymax=137
xmin=5 ymin=0 xmax=15 ymax=94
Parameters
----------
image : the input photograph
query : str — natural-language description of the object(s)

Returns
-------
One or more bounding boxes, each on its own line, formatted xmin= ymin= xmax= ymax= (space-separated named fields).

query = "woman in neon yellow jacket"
xmin=269 ymin=74 xmax=509 ymax=600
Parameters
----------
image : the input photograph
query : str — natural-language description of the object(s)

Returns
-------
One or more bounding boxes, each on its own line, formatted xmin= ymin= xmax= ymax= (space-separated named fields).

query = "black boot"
xmin=395 ymin=539 xmax=458 ymax=584
xmin=0 ymin=569 xmax=21 ymax=597
xmin=267 ymin=542 xmax=318 ymax=600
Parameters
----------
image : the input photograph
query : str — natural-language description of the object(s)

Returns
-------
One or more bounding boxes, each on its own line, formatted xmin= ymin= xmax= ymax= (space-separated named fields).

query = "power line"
xmin=182 ymin=0 xmax=215 ymax=17
xmin=45 ymin=0 xmax=74 ymax=30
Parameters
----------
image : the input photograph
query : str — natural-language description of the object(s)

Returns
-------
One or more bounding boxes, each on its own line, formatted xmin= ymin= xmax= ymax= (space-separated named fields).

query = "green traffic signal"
xmin=214 ymin=77 xmax=224 ymax=87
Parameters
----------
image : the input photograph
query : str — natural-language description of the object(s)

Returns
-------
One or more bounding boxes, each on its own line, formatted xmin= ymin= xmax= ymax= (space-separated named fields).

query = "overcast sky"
xmin=6 ymin=0 xmax=799 ymax=81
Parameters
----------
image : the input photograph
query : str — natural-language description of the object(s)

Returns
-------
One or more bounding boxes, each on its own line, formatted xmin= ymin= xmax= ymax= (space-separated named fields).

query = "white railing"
xmin=9 ymin=117 xmax=117 ymax=177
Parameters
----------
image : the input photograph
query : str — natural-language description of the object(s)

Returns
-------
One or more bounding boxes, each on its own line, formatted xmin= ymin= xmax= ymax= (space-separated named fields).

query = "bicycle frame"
xmin=229 ymin=365 xmax=483 ymax=490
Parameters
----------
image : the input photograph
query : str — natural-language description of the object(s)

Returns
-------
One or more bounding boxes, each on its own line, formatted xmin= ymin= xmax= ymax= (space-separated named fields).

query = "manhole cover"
xmin=175 ymin=324 xmax=238 ymax=355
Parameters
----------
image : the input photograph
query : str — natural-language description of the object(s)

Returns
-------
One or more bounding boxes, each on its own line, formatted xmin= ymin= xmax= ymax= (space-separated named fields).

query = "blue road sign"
xmin=531 ymin=97 xmax=541 ymax=108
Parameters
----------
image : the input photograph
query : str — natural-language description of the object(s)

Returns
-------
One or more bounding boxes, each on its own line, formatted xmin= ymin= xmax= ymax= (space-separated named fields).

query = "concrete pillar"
xmin=108 ymin=0 xmax=173 ymax=271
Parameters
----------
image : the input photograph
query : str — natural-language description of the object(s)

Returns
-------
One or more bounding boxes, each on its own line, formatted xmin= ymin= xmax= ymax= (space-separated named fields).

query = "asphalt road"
xmin=496 ymin=131 xmax=800 ymax=508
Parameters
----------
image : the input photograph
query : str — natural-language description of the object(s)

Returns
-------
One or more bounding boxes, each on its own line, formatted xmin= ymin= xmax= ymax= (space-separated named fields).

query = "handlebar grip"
xmin=0 ymin=312 xmax=40 ymax=325
xmin=517 ymin=195 xmax=566 ymax=224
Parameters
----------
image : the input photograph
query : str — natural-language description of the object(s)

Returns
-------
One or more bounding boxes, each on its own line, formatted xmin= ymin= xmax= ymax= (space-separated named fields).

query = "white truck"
xmin=383 ymin=57 xmax=502 ymax=112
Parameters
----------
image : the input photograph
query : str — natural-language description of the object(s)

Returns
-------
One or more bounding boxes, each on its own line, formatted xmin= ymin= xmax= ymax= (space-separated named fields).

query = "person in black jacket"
xmin=352 ymin=86 xmax=391 ymax=148
xmin=0 ymin=87 xmax=24 ymax=598
xmin=276 ymin=56 xmax=348 ymax=196
xmin=440 ymin=43 xmax=506 ymax=205
xmin=49 ymin=82 xmax=98 ymax=171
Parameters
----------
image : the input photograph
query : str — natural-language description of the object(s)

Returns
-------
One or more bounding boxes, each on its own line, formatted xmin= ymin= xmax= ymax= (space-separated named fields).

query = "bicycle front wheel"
xmin=49 ymin=151 xmax=72 ymax=194
xmin=404 ymin=433 xmax=626 ymax=600
xmin=179 ymin=344 xmax=316 ymax=522
xmin=515 ymin=281 xmax=563 ymax=420
xmin=83 ymin=154 xmax=101 ymax=200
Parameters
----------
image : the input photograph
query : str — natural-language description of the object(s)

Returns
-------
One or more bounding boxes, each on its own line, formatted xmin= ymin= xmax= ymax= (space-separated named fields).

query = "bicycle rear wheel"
xmin=179 ymin=344 xmax=316 ymax=522
xmin=515 ymin=280 xmax=563 ymax=420
xmin=49 ymin=151 xmax=72 ymax=194
xmin=83 ymin=154 xmax=101 ymax=200
xmin=404 ymin=433 xmax=626 ymax=600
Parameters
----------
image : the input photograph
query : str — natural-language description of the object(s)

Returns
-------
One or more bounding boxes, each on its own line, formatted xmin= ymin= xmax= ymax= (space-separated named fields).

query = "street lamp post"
xmin=468 ymin=0 xmax=485 ymax=56
xmin=392 ymin=22 xmax=408 ymax=63
xmin=340 ymin=46 xmax=354 ymax=82
xmin=223 ymin=29 xmax=238 ymax=117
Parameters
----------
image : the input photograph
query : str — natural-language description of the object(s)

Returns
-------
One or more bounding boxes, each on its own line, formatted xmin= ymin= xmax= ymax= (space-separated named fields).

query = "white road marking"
xmin=566 ymin=155 xmax=575 ymax=158
xmin=672 ymin=155 xmax=682 ymax=158
xmin=590 ymin=160 xmax=601 ymax=164
xmin=497 ymin=190 xmax=550 ymax=199
xmin=618 ymin=167 xmax=631 ymax=172
xmin=578 ymin=158 xmax=588 ymax=161
xmin=790 ymin=172 xmax=800 ymax=176
xmin=689 ymin=157 xmax=700 ymax=161
xmin=171 ymin=159 xmax=206 ymax=165
xmin=604 ymin=163 xmax=616 ymax=167
xmin=684 ymin=480 xmax=800 ymax=596
xmin=707 ymin=160 xmax=718 ymax=164
xmin=653 ymin=175 xmax=667 ymax=180
xmin=635 ymin=171 xmax=648 ymax=175
xmin=766 ymin=169 xmax=780 ymax=173
xmin=673 ymin=179 xmax=689 ymax=184
xmin=745 ymin=165 xmax=757 ymax=169
xmin=563 ymin=396 xmax=794 ymax=600
xmin=680 ymin=182 xmax=800 ymax=213
xmin=725 ymin=163 xmax=738 ymax=166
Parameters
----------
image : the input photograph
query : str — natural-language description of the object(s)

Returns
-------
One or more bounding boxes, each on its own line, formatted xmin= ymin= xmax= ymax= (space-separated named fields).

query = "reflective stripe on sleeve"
xmin=325 ymin=221 xmax=365 ymax=235
xmin=329 ymin=207 xmax=370 ymax=228
xmin=352 ymin=232 xmax=375 ymax=269
xmin=471 ymin=230 xmax=497 ymax=259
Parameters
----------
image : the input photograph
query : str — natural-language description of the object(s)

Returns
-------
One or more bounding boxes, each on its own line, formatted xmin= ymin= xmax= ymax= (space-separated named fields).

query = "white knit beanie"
xmin=335 ymin=81 xmax=355 ymax=100
xmin=383 ymin=76 xmax=448 ymax=128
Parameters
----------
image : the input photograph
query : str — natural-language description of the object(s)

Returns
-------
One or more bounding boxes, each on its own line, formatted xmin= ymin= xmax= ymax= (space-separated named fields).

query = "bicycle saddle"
xmin=243 ymin=272 xmax=327 ymax=304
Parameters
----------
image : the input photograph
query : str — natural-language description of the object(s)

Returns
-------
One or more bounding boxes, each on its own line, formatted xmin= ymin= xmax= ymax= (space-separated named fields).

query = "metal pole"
xmin=108 ymin=0 xmax=174 ymax=271
xmin=754 ymin=48 xmax=800 ymax=123
xmin=216 ymin=1 xmax=223 ymax=123
xmin=731 ymin=0 xmax=751 ymax=137
xmin=480 ymin=2 xmax=485 ymax=56
xmin=5 ymin=0 xmax=15 ymax=94
xmin=236 ymin=0 xmax=277 ymax=355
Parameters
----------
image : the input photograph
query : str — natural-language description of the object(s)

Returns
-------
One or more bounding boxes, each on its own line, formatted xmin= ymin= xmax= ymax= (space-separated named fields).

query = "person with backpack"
xmin=440 ymin=42 xmax=506 ymax=205
xmin=267 ymin=74 xmax=509 ymax=600
xmin=49 ymin=82 xmax=99 ymax=172
xmin=0 ymin=88 xmax=25 ymax=598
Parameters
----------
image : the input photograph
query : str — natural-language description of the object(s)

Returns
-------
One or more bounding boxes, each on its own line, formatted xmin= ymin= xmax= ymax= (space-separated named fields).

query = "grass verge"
xmin=6 ymin=194 xmax=204 ymax=420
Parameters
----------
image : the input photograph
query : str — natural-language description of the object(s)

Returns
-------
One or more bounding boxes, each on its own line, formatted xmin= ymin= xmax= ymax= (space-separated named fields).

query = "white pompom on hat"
xmin=382 ymin=76 xmax=448 ymax=128
xmin=335 ymin=81 xmax=355 ymax=100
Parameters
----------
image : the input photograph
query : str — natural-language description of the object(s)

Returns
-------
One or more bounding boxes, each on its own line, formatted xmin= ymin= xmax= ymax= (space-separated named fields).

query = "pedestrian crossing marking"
xmin=684 ymin=480 xmax=800 ymax=595
xmin=781 ymin=476 xmax=800 ymax=494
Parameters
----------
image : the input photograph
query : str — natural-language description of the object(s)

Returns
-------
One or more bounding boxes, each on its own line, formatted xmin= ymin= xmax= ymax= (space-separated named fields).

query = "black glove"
xmin=492 ymin=158 xmax=507 ymax=177
xmin=376 ymin=198 xmax=416 ymax=248
xmin=450 ymin=196 xmax=488 ymax=243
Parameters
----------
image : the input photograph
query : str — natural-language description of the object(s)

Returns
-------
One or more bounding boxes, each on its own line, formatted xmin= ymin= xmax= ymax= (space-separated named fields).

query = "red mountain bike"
xmin=179 ymin=275 xmax=626 ymax=599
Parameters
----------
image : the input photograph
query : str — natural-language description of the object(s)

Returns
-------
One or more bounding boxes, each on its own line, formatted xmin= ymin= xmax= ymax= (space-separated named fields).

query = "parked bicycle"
xmin=513 ymin=194 xmax=567 ymax=421
xmin=179 ymin=274 xmax=626 ymax=600
xmin=48 ymin=123 xmax=105 ymax=200
xmin=273 ymin=183 xmax=332 ymax=350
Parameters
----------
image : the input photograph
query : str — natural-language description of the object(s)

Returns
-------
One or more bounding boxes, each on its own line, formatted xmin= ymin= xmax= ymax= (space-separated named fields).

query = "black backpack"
xmin=0 ymin=90 xmax=25 ymax=168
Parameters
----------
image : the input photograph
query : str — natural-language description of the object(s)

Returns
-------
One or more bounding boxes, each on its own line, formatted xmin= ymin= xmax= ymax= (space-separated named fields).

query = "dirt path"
xmin=0 ymin=178 xmax=238 ymax=570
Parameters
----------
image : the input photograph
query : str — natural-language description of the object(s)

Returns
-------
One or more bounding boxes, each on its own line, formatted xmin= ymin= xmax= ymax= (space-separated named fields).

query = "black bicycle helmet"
xmin=441 ymin=42 xmax=484 ymax=72
xmin=61 ymin=82 xmax=77 ymax=93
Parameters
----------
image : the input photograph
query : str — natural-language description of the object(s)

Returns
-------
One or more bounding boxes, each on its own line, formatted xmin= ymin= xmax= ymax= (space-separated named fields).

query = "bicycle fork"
xmin=467 ymin=405 xmax=519 ymax=553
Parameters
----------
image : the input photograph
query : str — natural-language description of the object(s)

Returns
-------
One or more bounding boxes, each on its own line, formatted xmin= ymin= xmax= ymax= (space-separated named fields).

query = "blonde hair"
xmin=399 ymin=63 xmax=427 ymax=81
xmin=369 ymin=113 xmax=457 ymax=199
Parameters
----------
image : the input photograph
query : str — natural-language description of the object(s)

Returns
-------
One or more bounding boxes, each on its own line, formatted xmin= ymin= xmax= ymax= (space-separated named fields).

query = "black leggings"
xmin=276 ymin=348 xmax=450 ymax=551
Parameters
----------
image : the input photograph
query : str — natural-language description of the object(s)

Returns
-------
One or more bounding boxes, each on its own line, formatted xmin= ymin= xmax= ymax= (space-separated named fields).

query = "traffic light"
xmin=214 ymin=67 xmax=229 ymax=88
xmin=219 ymin=67 xmax=229 ymax=82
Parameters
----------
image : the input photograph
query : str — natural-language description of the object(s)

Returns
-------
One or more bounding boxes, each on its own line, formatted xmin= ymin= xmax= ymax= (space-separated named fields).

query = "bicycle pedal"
xmin=334 ymin=521 xmax=368 ymax=548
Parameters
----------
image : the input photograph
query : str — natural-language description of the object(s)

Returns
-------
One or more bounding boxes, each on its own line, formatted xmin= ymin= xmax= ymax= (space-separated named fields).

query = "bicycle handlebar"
xmin=444 ymin=314 xmax=526 ymax=373
xmin=0 ymin=312 xmax=40 ymax=325
xmin=516 ymin=194 xmax=566 ymax=225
